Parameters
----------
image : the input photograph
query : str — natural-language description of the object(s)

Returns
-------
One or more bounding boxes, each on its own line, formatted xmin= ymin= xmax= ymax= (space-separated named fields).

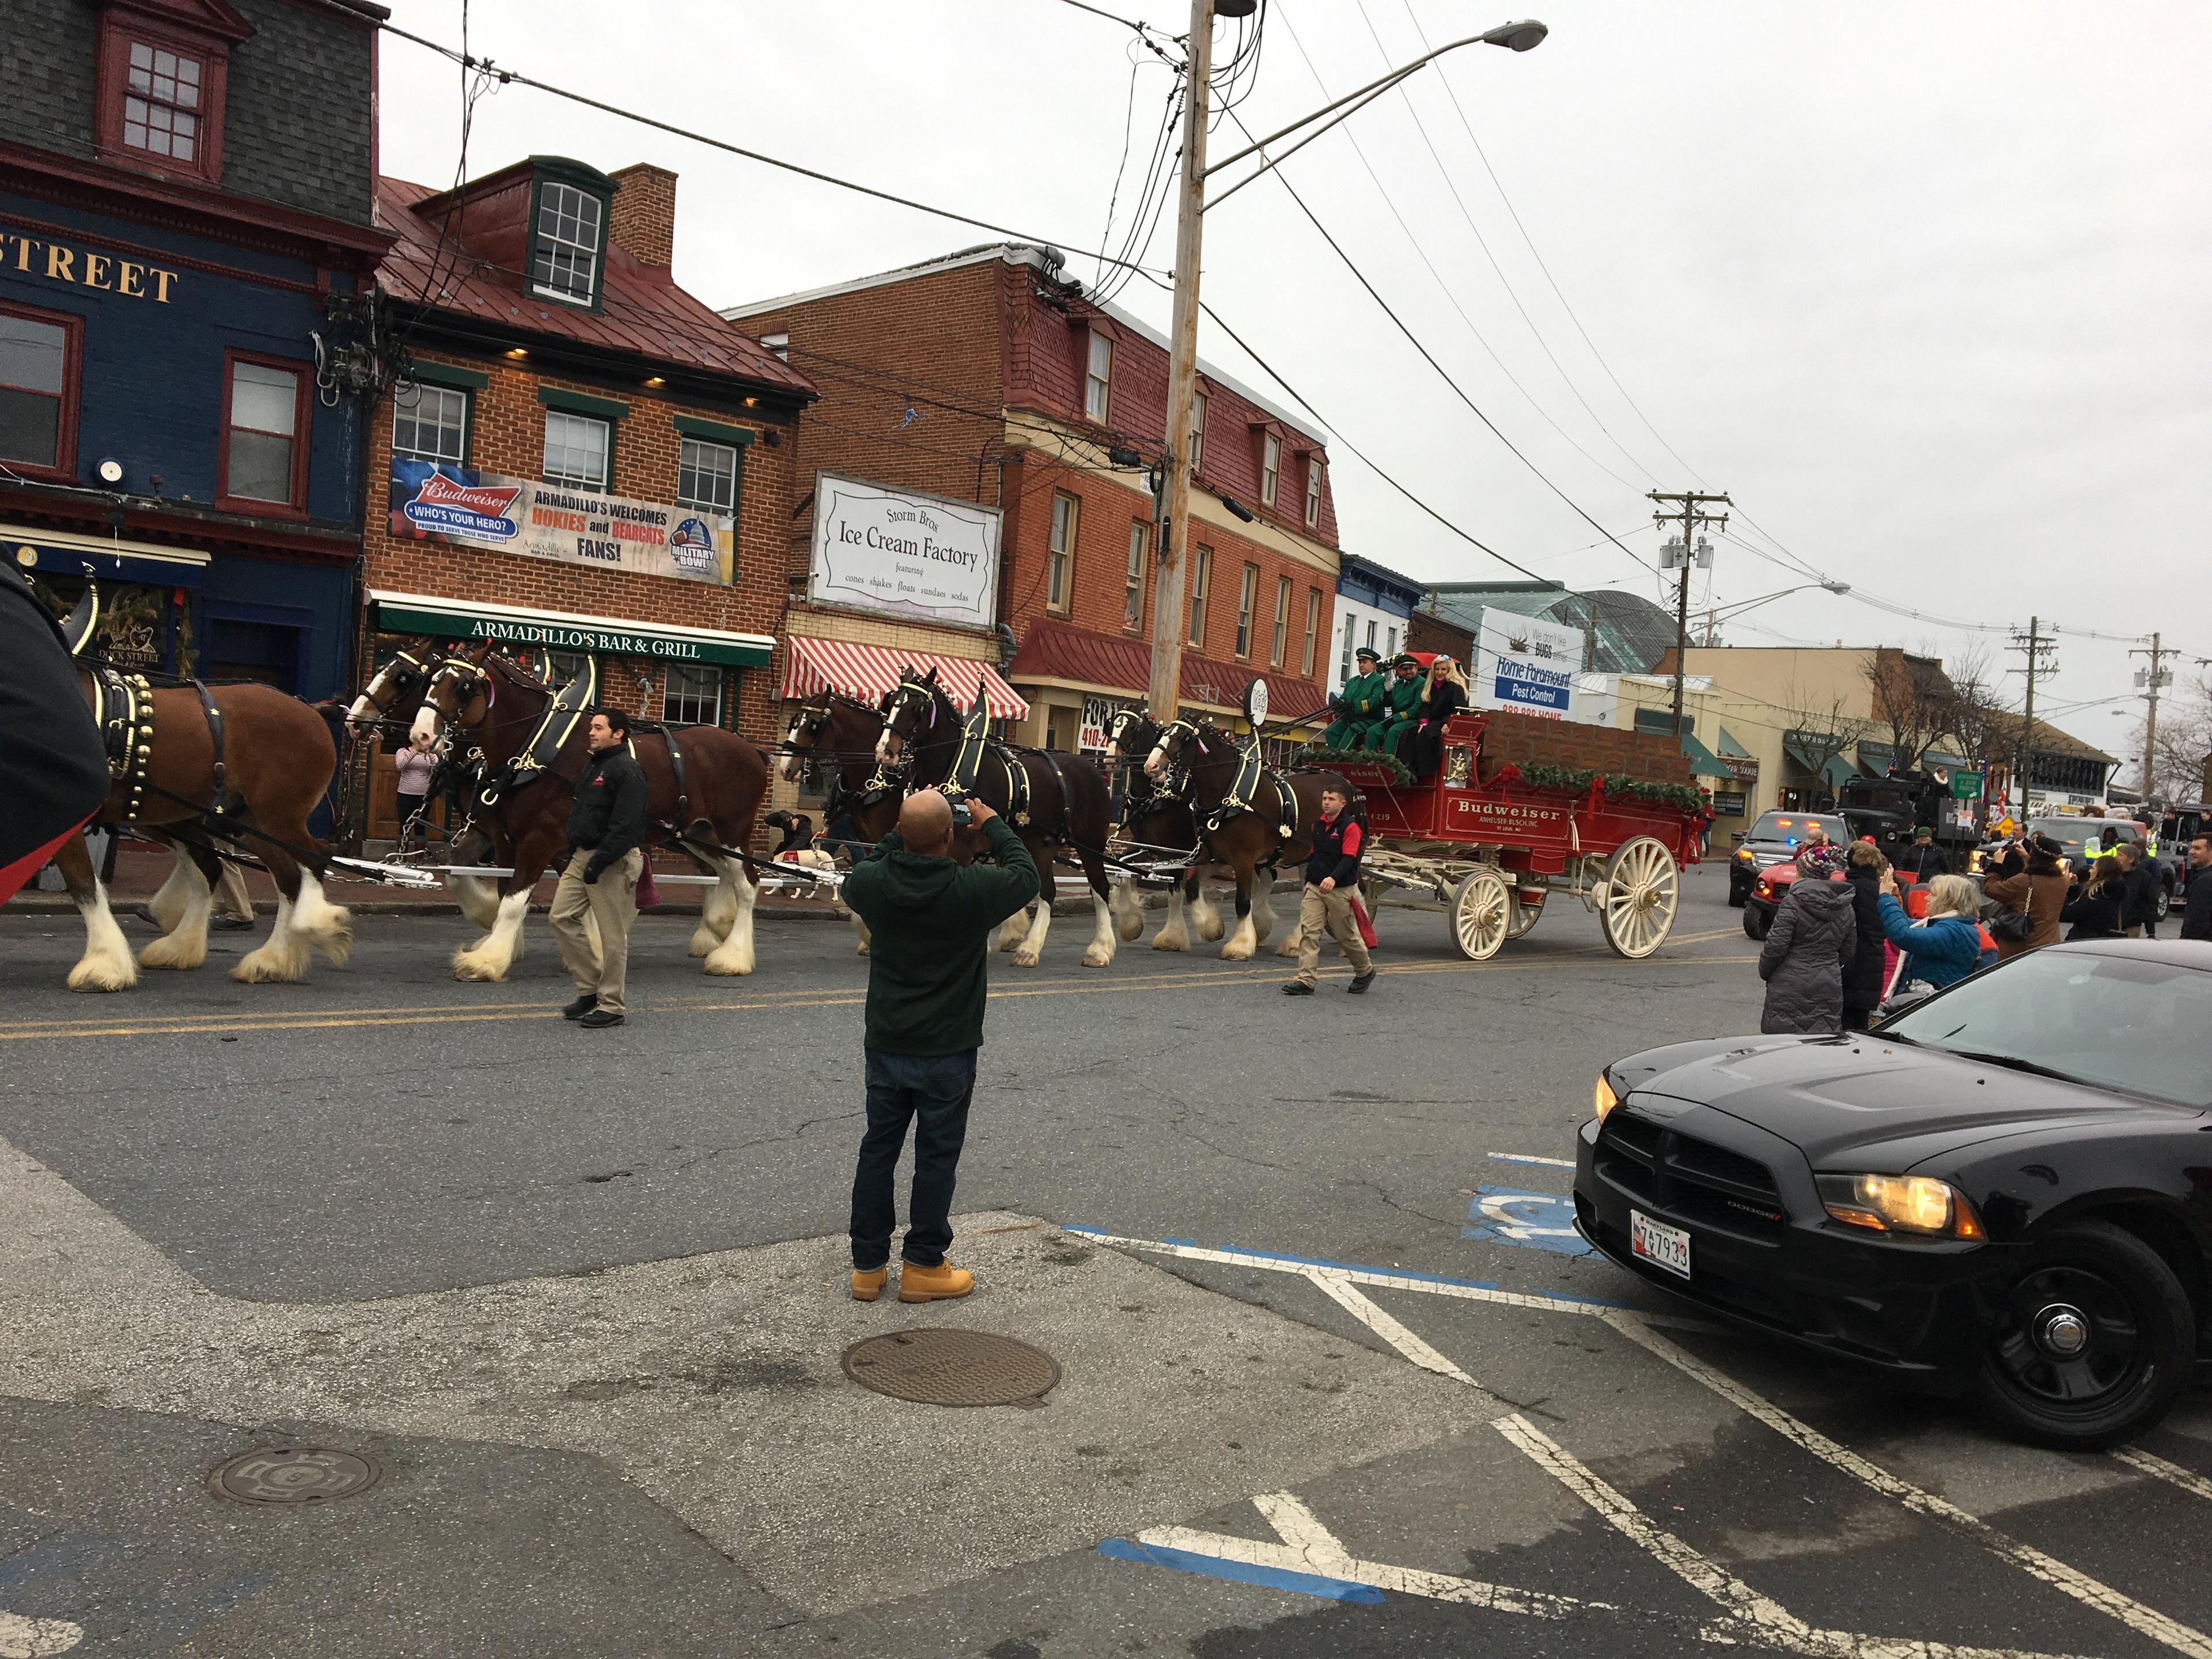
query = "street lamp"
xmin=1696 ymin=581 xmax=1851 ymax=643
xmin=1143 ymin=8 xmax=1547 ymax=721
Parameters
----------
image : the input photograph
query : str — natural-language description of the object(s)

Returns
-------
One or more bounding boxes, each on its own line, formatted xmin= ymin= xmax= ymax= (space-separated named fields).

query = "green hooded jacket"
xmin=842 ymin=815 xmax=1040 ymax=1055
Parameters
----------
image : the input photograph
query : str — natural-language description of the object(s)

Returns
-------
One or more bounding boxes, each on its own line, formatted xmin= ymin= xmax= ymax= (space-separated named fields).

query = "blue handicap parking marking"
xmin=1462 ymin=1185 xmax=1594 ymax=1257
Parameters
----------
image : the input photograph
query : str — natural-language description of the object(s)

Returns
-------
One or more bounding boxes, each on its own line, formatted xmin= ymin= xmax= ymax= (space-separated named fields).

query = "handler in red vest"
xmin=1285 ymin=783 xmax=1376 ymax=996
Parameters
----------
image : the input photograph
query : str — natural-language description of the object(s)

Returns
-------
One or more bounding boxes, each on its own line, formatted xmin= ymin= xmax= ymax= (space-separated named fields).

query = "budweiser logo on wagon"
xmin=1447 ymin=796 xmax=1569 ymax=832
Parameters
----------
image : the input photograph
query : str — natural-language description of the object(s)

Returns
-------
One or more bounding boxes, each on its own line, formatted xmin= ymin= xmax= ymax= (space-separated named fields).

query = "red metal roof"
xmin=1008 ymin=618 xmax=1326 ymax=722
xmin=374 ymin=173 xmax=814 ymax=399
xmin=782 ymin=635 xmax=1028 ymax=720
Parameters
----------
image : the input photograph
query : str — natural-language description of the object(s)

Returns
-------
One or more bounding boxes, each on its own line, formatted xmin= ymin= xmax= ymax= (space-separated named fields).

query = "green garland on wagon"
xmin=1291 ymin=744 xmax=1414 ymax=787
xmin=1512 ymin=763 xmax=1706 ymax=814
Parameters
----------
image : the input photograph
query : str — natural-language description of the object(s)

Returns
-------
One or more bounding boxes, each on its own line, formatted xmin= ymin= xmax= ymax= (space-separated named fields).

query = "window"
xmin=1385 ymin=625 xmax=1399 ymax=659
xmin=1190 ymin=392 xmax=1206 ymax=471
xmin=1365 ymin=618 xmax=1377 ymax=652
xmin=392 ymin=384 xmax=467 ymax=465
xmin=123 ymin=41 xmax=203 ymax=164
xmin=1235 ymin=563 xmax=1259 ymax=658
xmin=1260 ymin=432 xmax=1281 ymax=505
xmin=677 ymin=437 xmax=738 ymax=514
xmin=1302 ymin=588 xmax=1321 ymax=677
xmin=532 ymin=180 xmax=604 ymax=306
xmin=543 ymin=410 xmax=611 ymax=490
xmin=662 ymin=664 xmax=723 ymax=726
xmin=1085 ymin=331 xmax=1112 ymax=423
xmin=221 ymin=357 xmax=305 ymax=507
xmin=546 ymin=649 xmax=592 ymax=688
xmin=1339 ymin=616 xmax=1355 ymax=685
xmin=1123 ymin=520 xmax=1148 ymax=631
xmin=1271 ymin=575 xmax=1291 ymax=667
xmin=1305 ymin=456 xmax=1323 ymax=527
xmin=1187 ymin=544 xmax=1211 ymax=648
xmin=1047 ymin=491 xmax=1079 ymax=613
xmin=0 ymin=306 xmax=77 ymax=474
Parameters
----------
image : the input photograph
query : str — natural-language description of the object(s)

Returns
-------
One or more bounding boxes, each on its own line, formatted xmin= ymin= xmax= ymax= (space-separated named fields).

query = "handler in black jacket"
xmin=0 ymin=563 xmax=108 ymax=904
xmin=1285 ymin=783 xmax=1375 ymax=995
xmin=550 ymin=709 xmax=650 ymax=1027
xmin=2184 ymin=834 xmax=2212 ymax=944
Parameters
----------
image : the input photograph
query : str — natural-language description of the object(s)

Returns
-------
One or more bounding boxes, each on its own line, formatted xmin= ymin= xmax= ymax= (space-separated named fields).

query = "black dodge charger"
xmin=1574 ymin=940 xmax=2212 ymax=1448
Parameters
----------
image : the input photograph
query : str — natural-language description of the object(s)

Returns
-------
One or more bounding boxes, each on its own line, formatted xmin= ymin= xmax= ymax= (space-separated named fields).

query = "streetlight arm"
xmin=1199 ymin=22 xmax=1544 ymax=183
xmin=1708 ymin=582 xmax=1847 ymax=624
xmin=1203 ymin=77 xmax=1403 ymax=212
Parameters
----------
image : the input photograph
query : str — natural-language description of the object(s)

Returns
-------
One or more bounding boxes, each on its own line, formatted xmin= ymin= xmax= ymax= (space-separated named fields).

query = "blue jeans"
xmin=849 ymin=1047 xmax=977 ymax=1270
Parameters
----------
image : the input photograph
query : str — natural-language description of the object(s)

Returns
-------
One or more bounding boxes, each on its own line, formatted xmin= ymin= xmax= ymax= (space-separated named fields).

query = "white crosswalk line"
xmin=2113 ymin=1446 xmax=2212 ymax=1502
xmin=1603 ymin=1310 xmax=2212 ymax=1659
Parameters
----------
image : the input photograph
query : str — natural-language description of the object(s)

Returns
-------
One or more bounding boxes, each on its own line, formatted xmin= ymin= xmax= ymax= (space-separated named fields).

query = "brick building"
xmin=1 ymin=0 xmax=389 ymax=700
xmin=722 ymin=243 xmax=1342 ymax=761
xmin=358 ymin=155 xmax=815 ymax=829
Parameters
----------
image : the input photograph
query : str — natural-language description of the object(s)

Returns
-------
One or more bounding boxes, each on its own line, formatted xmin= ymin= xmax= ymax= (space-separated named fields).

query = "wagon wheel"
xmin=1449 ymin=866 xmax=1514 ymax=961
xmin=1599 ymin=836 xmax=1679 ymax=960
xmin=1504 ymin=882 xmax=1543 ymax=939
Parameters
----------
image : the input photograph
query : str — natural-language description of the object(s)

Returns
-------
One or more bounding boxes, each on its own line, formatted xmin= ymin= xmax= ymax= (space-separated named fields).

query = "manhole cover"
xmin=209 ymin=1448 xmax=380 ymax=1505
xmin=841 ymin=1328 xmax=1060 ymax=1407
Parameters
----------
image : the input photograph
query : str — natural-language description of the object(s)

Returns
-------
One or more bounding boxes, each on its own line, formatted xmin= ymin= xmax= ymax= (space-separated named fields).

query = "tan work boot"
xmin=850 ymin=1267 xmax=889 ymax=1302
xmin=897 ymin=1260 xmax=975 ymax=1302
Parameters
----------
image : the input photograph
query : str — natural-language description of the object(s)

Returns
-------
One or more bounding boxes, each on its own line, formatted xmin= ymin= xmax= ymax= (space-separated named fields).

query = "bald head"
xmin=899 ymin=790 xmax=955 ymax=855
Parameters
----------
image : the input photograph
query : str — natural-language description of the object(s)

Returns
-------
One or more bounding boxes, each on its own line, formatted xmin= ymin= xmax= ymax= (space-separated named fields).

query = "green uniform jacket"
xmin=1383 ymin=674 xmax=1426 ymax=720
xmin=843 ymin=816 xmax=1040 ymax=1055
xmin=1336 ymin=669 xmax=1387 ymax=721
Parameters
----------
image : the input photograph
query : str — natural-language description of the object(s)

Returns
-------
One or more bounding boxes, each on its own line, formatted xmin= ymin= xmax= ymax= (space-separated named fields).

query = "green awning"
xmin=1679 ymin=728 xmax=1728 ymax=778
xmin=370 ymin=590 xmax=773 ymax=668
xmin=1783 ymin=734 xmax=1825 ymax=772
xmin=1716 ymin=725 xmax=1753 ymax=760
xmin=1924 ymin=748 xmax=1968 ymax=768
xmin=1857 ymin=740 xmax=1895 ymax=775
xmin=1821 ymin=752 xmax=1858 ymax=790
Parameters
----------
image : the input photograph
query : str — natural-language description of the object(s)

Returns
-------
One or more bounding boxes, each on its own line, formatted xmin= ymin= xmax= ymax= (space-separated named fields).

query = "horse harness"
xmin=75 ymin=647 xmax=236 ymax=828
xmin=1163 ymin=719 xmax=1298 ymax=844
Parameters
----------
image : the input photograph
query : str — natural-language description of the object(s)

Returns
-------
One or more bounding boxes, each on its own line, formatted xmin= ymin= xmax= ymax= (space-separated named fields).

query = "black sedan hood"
xmin=1626 ymin=1035 xmax=2142 ymax=1168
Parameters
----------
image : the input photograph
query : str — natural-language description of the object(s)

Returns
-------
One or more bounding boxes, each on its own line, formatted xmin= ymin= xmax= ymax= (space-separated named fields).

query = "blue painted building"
xmin=0 ymin=0 xmax=387 ymax=699
xmin=1325 ymin=553 xmax=1426 ymax=694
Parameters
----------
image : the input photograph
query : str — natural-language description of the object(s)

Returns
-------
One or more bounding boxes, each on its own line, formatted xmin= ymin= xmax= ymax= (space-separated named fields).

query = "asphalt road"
xmin=2 ymin=863 xmax=2207 ymax=1659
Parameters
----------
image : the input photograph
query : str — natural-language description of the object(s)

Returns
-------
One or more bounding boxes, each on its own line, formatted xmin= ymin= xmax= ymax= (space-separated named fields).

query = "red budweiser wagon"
xmin=1325 ymin=709 xmax=1706 ymax=961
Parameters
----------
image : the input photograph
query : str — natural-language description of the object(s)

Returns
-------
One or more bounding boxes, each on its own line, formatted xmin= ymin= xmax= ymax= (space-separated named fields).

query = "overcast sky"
xmin=377 ymin=1 xmax=2212 ymax=775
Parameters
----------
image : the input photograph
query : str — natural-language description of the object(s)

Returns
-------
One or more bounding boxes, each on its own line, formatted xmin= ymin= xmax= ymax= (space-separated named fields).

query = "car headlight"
xmin=1753 ymin=879 xmax=1775 ymax=900
xmin=1735 ymin=848 xmax=1754 ymax=863
xmin=1593 ymin=1073 xmax=1620 ymax=1123
xmin=1816 ymin=1173 xmax=1983 ymax=1238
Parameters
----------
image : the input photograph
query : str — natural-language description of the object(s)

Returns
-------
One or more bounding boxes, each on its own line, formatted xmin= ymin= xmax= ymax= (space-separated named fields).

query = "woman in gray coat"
xmin=1758 ymin=842 xmax=1858 ymax=1035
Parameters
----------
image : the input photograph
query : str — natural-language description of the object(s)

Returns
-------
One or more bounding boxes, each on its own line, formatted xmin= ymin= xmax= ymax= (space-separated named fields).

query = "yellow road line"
xmin=0 ymin=947 xmax=1762 ymax=1042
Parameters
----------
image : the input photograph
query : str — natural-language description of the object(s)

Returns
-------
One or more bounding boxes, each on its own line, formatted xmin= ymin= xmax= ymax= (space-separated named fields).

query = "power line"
xmin=1395 ymin=0 xmax=1705 ymax=485
xmin=1215 ymin=109 xmax=1658 ymax=582
xmin=366 ymin=12 xmax=1173 ymax=282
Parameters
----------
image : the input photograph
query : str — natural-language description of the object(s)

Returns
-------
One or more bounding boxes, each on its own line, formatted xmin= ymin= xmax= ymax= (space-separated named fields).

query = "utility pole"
xmin=2130 ymin=632 xmax=2171 ymax=802
xmin=1145 ymin=0 xmax=1218 ymax=720
xmin=2006 ymin=618 xmax=2056 ymax=816
xmin=1649 ymin=490 xmax=1730 ymax=737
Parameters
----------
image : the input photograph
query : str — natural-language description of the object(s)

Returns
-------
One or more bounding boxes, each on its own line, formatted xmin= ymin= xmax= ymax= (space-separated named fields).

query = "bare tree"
xmin=1936 ymin=641 xmax=2012 ymax=777
xmin=1863 ymin=647 xmax=1956 ymax=772
xmin=2121 ymin=666 xmax=2212 ymax=803
xmin=1777 ymin=679 xmax=1876 ymax=799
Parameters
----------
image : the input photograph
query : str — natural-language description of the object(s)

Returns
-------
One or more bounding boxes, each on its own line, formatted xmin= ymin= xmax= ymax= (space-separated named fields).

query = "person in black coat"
xmin=1894 ymin=827 xmax=1949 ymax=880
xmin=2059 ymin=859 xmax=2126 ymax=942
xmin=2112 ymin=842 xmax=2161 ymax=938
xmin=2183 ymin=834 xmax=2212 ymax=943
xmin=1407 ymin=656 xmax=1469 ymax=783
xmin=1841 ymin=843 xmax=1890 ymax=1029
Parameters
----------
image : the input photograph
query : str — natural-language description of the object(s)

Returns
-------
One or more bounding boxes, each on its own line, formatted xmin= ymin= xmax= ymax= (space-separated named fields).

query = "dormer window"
xmin=125 ymin=42 xmax=203 ymax=164
xmin=94 ymin=9 xmax=243 ymax=187
xmin=1260 ymin=431 xmax=1281 ymax=506
xmin=532 ymin=180 xmax=605 ymax=307
xmin=1084 ymin=330 xmax=1112 ymax=424
xmin=1305 ymin=455 xmax=1323 ymax=527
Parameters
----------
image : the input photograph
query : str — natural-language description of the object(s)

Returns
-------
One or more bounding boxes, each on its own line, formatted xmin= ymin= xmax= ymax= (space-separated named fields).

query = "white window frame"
xmin=677 ymin=435 xmax=738 ymax=514
xmin=1302 ymin=588 xmax=1321 ymax=677
xmin=1190 ymin=391 xmax=1206 ymax=471
xmin=1123 ymin=520 xmax=1147 ymax=630
xmin=662 ymin=663 xmax=724 ymax=726
xmin=1260 ymin=431 xmax=1281 ymax=506
xmin=1048 ymin=491 xmax=1079 ymax=613
xmin=1271 ymin=574 xmax=1291 ymax=667
xmin=1085 ymin=332 xmax=1112 ymax=424
xmin=392 ymin=383 xmax=468 ymax=466
xmin=1305 ymin=456 xmax=1323 ymax=527
xmin=542 ymin=410 xmax=611 ymax=490
xmin=1188 ymin=545 xmax=1210 ymax=649
xmin=532 ymin=180 xmax=604 ymax=307
xmin=1236 ymin=563 xmax=1258 ymax=659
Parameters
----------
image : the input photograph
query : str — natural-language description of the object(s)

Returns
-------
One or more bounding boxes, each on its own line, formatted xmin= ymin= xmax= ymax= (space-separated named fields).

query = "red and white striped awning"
xmin=781 ymin=635 xmax=1030 ymax=721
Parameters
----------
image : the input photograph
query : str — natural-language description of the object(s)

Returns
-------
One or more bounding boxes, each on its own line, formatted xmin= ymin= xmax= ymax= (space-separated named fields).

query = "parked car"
xmin=1728 ymin=811 xmax=1851 ymax=908
xmin=1574 ymin=939 xmax=2212 ymax=1448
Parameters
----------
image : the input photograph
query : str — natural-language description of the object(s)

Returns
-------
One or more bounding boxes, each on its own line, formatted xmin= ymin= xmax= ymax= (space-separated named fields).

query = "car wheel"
xmin=1975 ymin=1220 xmax=2195 ymax=1450
xmin=2156 ymin=884 xmax=2172 ymax=921
xmin=1742 ymin=907 xmax=1770 ymax=941
xmin=1727 ymin=882 xmax=1747 ymax=908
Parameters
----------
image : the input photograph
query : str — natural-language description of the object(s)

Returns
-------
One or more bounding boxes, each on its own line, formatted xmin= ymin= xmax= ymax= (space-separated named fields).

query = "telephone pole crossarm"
xmin=1649 ymin=490 xmax=1731 ymax=740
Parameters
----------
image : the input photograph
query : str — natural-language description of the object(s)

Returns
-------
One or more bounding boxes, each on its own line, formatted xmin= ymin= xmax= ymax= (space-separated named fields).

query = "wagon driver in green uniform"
xmin=1324 ymin=645 xmax=1388 ymax=751
xmin=1364 ymin=654 xmax=1427 ymax=759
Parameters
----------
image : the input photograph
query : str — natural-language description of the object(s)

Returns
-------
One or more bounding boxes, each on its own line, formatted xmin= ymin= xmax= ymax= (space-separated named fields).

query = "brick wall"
xmin=362 ymin=349 xmax=801 ymax=743
xmin=608 ymin=164 xmax=677 ymax=267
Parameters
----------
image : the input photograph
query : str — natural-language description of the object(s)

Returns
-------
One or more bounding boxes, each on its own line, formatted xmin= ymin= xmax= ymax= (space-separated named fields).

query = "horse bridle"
xmin=420 ymin=653 xmax=494 ymax=734
xmin=878 ymin=674 xmax=943 ymax=763
xmin=351 ymin=646 xmax=441 ymax=730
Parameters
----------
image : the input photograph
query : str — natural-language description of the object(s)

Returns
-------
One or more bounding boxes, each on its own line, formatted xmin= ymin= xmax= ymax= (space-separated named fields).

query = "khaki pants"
xmin=550 ymin=847 xmax=642 ymax=1014
xmin=1296 ymin=882 xmax=1372 ymax=986
xmin=215 ymin=862 xmax=254 ymax=921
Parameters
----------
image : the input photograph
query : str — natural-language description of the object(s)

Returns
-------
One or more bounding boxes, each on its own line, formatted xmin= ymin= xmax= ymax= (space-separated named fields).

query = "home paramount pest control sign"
xmin=809 ymin=473 xmax=1001 ymax=627
xmin=1473 ymin=610 xmax=1582 ymax=721
xmin=388 ymin=460 xmax=734 ymax=585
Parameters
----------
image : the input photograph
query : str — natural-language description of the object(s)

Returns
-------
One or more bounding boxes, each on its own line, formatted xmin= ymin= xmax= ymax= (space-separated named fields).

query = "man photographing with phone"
xmin=839 ymin=789 xmax=1039 ymax=1304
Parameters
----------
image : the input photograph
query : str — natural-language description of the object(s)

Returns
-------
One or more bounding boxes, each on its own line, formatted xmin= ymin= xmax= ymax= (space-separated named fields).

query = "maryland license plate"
xmin=1630 ymin=1210 xmax=1692 ymax=1281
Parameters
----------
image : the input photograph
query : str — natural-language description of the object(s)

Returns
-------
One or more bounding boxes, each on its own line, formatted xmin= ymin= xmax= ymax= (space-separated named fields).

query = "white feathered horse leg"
xmin=138 ymin=845 xmax=213 ymax=971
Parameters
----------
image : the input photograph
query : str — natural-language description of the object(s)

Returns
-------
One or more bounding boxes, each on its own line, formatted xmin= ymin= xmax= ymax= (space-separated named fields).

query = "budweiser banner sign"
xmin=389 ymin=460 xmax=734 ymax=585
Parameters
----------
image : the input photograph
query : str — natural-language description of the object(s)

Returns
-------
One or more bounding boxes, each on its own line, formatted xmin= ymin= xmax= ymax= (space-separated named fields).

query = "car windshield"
xmin=2028 ymin=817 xmax=2131 ymax=847
xmin=1882 ymin=950 xmax=2212 ymax=1107
xmin=1748 ymin=812 xmax=1844 ymax=846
